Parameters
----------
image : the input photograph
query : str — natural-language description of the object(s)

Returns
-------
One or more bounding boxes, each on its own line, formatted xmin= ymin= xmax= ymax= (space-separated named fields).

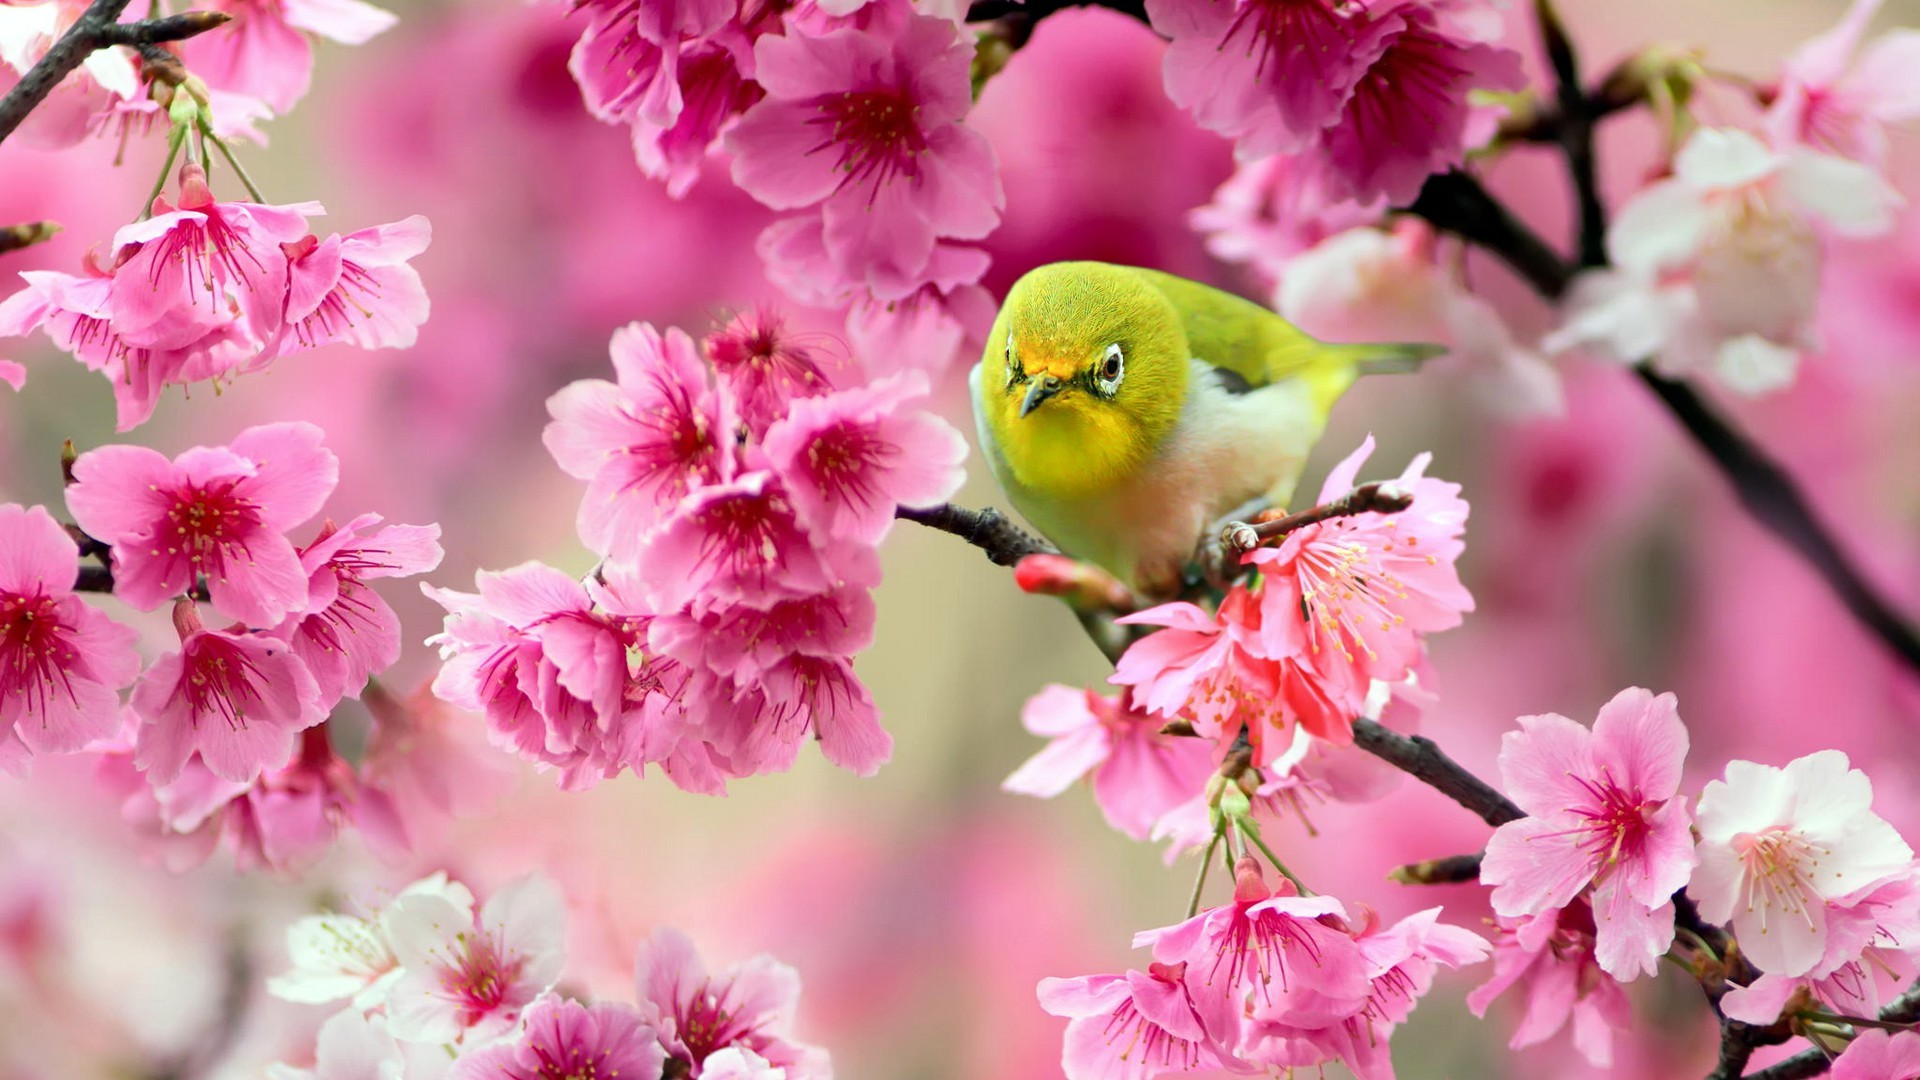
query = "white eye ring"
xmin=1096 ymin=343 xmax=1124 ymax=392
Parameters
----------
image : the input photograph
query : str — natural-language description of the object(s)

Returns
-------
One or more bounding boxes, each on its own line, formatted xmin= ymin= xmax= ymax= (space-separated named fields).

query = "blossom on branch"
xmin=183 ymin=0 xmax=399 ymax=114
xmin=1002 ymin=685 xmax=1214 ymax=841
xmin=635 ymin=925 xmax=833 ymax=1078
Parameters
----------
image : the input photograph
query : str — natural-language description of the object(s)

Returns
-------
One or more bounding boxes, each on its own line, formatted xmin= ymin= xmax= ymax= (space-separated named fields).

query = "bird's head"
xmin=983 ymin=262 xmax=1191 ymax=495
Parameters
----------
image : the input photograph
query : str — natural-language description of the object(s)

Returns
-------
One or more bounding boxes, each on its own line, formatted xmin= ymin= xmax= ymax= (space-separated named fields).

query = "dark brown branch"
xmin=897 ymin=503 xmax=1056 ymax=566
xmin=1745 ymin=981 xmax=1920 ymax=1080
xmin=0 ymin=221 xmax=59 ymax=255
xmin=0 ymin=0 xmax=227 ymax=146
xmin=1350 ymin=718 xmax=1524 ymax=828
xmin=1637 ymin=369 xmax=1920 ymax=670
xmin=74 ymin=564 xmax=113 ymax=592
xmin=1224 ymin=481 xmax=1413 ymax=554
xmin=1406 ymin=170 xmax=1576 ymax=298
xmin=1533 ymin=0 xmax=1608 ymax=267
xmin=966 ymin=0 xmax=1148 ymax=25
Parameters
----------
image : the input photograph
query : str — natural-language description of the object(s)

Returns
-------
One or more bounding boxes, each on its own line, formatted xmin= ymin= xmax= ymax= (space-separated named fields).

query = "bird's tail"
xmin=1327 ymin=341 xmax=1449 ymax=376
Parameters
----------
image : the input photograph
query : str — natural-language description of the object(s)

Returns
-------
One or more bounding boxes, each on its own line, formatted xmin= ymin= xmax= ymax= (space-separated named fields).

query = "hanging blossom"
xmin=1467 ymin=904 xmax=1634 ymax=1068
xmin=1546 ymin=126 xmax=1900 ymax=396
xmin=1481 ymin=688 xmax=1697 ymax=981
xmin=1001 ymin=684 xmax=1215 ymax=841
xmin=0 ymin=167 xmax=431 ymax=430
xmin=182 ymin=0 xmax=398 ymax=115
xmin=0 ymin=503 xmax=141 ymax=766
xmin=434 ymin=312 xmax=966 ymax=790
xmin=1042 ymin=861 xmax=1487 ymax=1079
xmin=1765 ymin=0 xmax=1920 ymax=169
xmin=1691 ymin=749 xmax=1915 ymax=978
xmin=1147 ymin=0 xmax=1522 ymax=204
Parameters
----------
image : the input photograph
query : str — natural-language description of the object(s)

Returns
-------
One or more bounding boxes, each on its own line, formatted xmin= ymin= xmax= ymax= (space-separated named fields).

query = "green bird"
xmin=969 ymin=261 xmax=1442 ymax=597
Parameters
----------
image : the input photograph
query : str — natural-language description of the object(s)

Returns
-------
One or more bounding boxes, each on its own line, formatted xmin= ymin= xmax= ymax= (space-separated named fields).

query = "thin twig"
xmin=1534 ymin=0 xmax=1608 ymax=267
xmin=1389 ymin=852 xmax=1485 ymax=885
xmin=1220 ymin=481 xmax=1413 ymax=555
xmin=1350 ymin=718 xmax=1523 ymax=828
xmin=0 ymin=0 xmax=227 ymax=145
xmin=1745 ymin=981 xmax=1920 ymax=1080
xmin=0 ymin=221 xmax=60 ymax=255
xmin=896 ymin=503 xmax=1056 ymax=566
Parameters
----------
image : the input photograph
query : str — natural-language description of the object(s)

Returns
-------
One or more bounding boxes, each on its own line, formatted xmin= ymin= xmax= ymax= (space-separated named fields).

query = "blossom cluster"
xmin=1041 ymin=856 xmax=1489 ymax=1079
xmin=266 ymin=869 xmax=831 ymax=1078
xmin=0 ymin=422 xmax=491 ymax=870
xmin=562 ymin=0 xmax=1001 ymax=377
xmin=0 ymin=0 xmax=396 ymax=149
xmin=0 ymin=164 xmax=430 ymax=429
xmin=425 ymin=310 xmax=967 ymax=792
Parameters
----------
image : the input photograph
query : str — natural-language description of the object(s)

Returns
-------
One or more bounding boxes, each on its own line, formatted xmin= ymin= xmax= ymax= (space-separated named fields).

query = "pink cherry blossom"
xmin=843 ymin=258 xmax=996 ymax=379
xmin=647 ymin=586 xmax=874 ymax=684
xmin=542 ymin=321 xmax=737 ymax=561
xmin=385 ymin=872 xmax=568 ymax=1044
xmin=1244 ymin=435 xmax=1473 ymax=686
xmin=702 ymin=308 xmax=842 ymax=435
xmin=629 ymin=471 xmax=877 ymax=615
xmin=710 ymin=653 xmax=892 ymax=777
xmin=451 ymin=995 xmax=666 ymax=1080
xmin=128 ymin=600 xmax=325 ymax=785
xmin=759 ymin=371 xmax=968 ymax=545
xmin=274 ymin=216 xmax=433 ymax=355
xmin=1037 ymin=961 xmax=1243 ymax=1080
xmin=1830 ymin=1029 xmax=1920 ymax=1080
xmin=0 ymin=0 xmax=138 ymax=148
xmin=635 ymin=926 xmax=832 ymax=1078
xmin=1191 ymin=153 xmax=1387 ymax=282
xmin=1002 ymin=685 xmax=1214 ymax=841
xmin=266 ymin=1008 xmax=405 ymax=1080
xmin=1766 ymin=0 xmax=1920 ymax=167
xmin=276 ymin=514 xmax=442 ymax=705
xmin=184 ymin=0 xmax=398 ymax=114
xmin=0 ymin=265 xmax=254 ymax=430
xmin=109 ymin=164 xmax=321 ymax=346
xmin=1145 ymin=0 xmax=1396 ymax=160
xmin=1467 ymin=905 xmax=1633 ymax=1068
xmin=1692 ymin=750 xmax=1915 ymax=977
xmin=1134 ymin=858 xmax=1372 ymax=1038
xmin=1312 ymin=0 xmax=1525 ymax=204
xmin=0 ymin=503 xmax=140 ymax=756
xmin=1549 ymin=126 xmax=1900 ymax=395
xmin=727 ymin=0 xmax=1002 ymax=299
xmin=66 ymin=421 xmax=338 ymax=626
xmin=1481 ymin=688 xmax=1697 ymax=981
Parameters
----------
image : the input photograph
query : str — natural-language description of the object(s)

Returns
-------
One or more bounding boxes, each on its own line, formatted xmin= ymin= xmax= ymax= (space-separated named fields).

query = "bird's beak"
xmin=1020 ymin=374 xmax=1064 ymax=418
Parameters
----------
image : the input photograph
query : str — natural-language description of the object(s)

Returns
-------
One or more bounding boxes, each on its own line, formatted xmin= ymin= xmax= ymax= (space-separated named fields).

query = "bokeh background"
xmin=2 ymin=0 xmax=1919 ymax=1076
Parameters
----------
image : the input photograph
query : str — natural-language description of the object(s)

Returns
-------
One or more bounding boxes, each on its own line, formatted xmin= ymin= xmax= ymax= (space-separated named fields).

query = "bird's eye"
xmin=1097 ymin=344 xmax=1124 ymax=389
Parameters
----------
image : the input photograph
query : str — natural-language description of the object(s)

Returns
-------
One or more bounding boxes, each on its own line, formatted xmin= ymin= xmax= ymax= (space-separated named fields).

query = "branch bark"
xmin=0 ymin=0 xmax=228 ymax=146
xmin=1350 ymin=718 xmax=1523 ymax=827
xmin=896 ymin=503 xmax=1057 ymax=566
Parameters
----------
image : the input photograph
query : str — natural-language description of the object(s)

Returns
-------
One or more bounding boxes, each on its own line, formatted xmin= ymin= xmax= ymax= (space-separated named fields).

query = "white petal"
xmin=1673 ymin=128 xmax=1780 ymax=190
xmin=1606 ymin=181 xmax=1709 ymax=274
xmin=1778 ymin=150 xmax=1901 ymax=236
xmin=1714 ymin=335 xmax=1801 ymax=396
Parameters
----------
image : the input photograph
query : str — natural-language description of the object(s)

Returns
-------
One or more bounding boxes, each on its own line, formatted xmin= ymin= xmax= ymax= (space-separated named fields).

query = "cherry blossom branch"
xmin=1388 ymin=851 xmax=1484 ymax=885
xmin=1744 ymin=980 xmax=1920 ymax=1080
xmin=896 ymin=503 xmax=1057 ymax=565
xmin=1349 ymin=718 xmax=1523 ymax=828
xmin=0 ymin=221 xmax=60 ymax=255
xmin=0 ymin=0 xmax=229 ymax=145
xmin=1533 ymin=0 xmax=1607 ymax=267
xmin=1219 ymin=481 xmax=1413 ymax=555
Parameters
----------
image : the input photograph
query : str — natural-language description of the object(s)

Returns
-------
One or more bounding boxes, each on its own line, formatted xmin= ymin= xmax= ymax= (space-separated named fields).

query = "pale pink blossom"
xmin=386 ymin=872 xmax=567 ymax=1044
xmin=451 ymin=995 xmax=666 ymax=1080
xmin=1244 ymin=435 xmax=1473 ymax=686
xmin=709 ymin=653 xmax=892 ymax=777
xmin=701 ymin=1047 xmax=785 ymax=1079
xmin=1766 ymin=0 xmax=1920 ymax=167
xmin=1144 ymin=0 xmax=1396 ymax=160
xmin=647 ymin=586 xmax=874 ymax=684
xmin=1719 ymin=872 xmax=1920 ymax=1024
xmin=66 ymin=421 xmax=338 ymax=626
xmin=128 ymin=601 xmax=325 ymax=785
xmin=109 ymin=164 xmax=322 ymax=346
xmin=267 ymin=871 xmax=474 ymax=1007
xmin=1191 ymin=153 xmax=1387 ymax=282
xmin=1275 ymin=223 xmax=1562 ymax=415
xmin=1312 ymin=0 xmax=1525 ymax=204
xmin=1481 ymin=688 xmax=1697 ymax=981
xmin=760 ymin=371 xmax=968 ymax=545
xmin=1002 ymin=685 xmax=1214 ymax=841
xmin=1549 ymin=127 xmax=1900 ymax=395
xmin=184 ymin=0 xmax=398 ymax=114
xmin=1134 ymin=858 xmax=1372 ymax=1038
xmin=703 ymin=308 xmax=841 ymax=435
xmin=1830 ymin=1029 xmax=1920 ymax=1080
xmin=0 ymin=503 xmax=141 ymax=755
xmin=1692 ymin=750 xmax=1915 ymax=977
xmin=1467 ymin=905 xmax=1633 ymax=1068
xmin=728 ymin=0 xmax=1002 ymax=298
xmin=843 ymin=263 xmax=996 ymax=379
xmin=266 ymin=1008 xmax=405 ymax=1080
xmin=274 ymin=216 xmax=432 ymax=356
xmin=543 ymin=322 xmax=737 ymax=561
xmin=635 ymin=926 xmax=832 ymax=1078
xmin=1037 ymin=961 xmax=1243 ymax=1079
